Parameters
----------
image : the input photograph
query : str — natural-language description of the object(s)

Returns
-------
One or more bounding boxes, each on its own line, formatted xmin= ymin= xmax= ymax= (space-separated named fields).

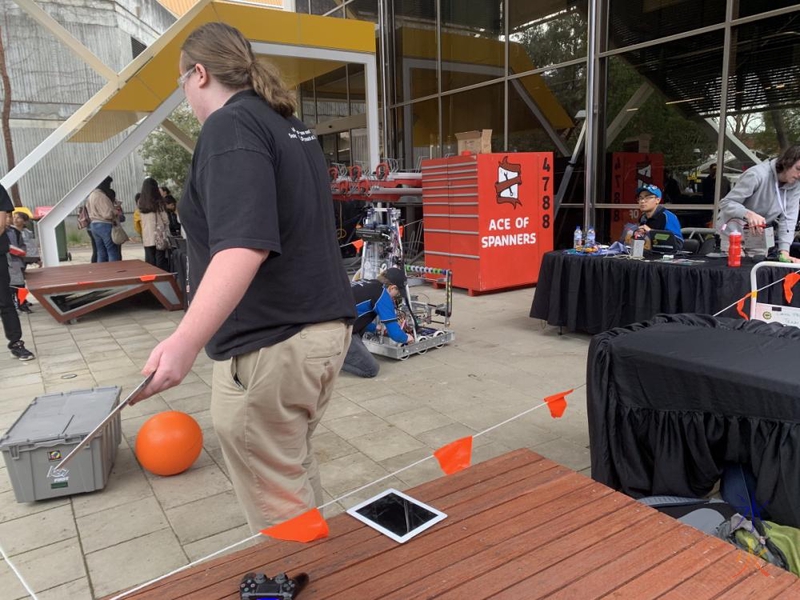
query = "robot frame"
xmin=331 ymin=161 xmax=456 ymax=361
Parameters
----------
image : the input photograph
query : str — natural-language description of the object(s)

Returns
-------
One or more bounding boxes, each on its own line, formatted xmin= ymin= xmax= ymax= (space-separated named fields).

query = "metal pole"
xmin=377 ymin=0 xmax=391 ymax=159
xmin=713 ymin=0 xmax=735 ymax=224
xmin=583 ymin=0 xmax=601 ymax=231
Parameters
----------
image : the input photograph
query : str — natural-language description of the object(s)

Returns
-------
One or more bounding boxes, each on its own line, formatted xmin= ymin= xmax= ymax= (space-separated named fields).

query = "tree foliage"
xmin=139 ymin=103 xmax=200 ymax=195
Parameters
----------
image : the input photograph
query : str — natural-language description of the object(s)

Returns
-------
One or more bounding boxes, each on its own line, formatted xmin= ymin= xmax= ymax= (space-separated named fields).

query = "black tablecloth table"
xmin=530 ymin=251 xmax=800 ymax=335
xmin=587 ymin=313 xmax=800 ymax=528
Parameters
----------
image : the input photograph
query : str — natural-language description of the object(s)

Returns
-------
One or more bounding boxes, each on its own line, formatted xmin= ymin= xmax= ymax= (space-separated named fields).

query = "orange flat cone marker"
xmin=434 ymin=436 xmax=473 ymax=475
xmin=16 ymin=288 xmax=28 ymax=305
xmin=352 ymin=239 xmax=364 ymax=254
xmin=260 ymin=508 xmax=329 ymax=543
xmin=736 ymin=295 xmax=749 ymax=320
xmin=784 ymin=273 xmax=800 ymax=303
xmin=544 ymin=389 xmax=573 ymax=418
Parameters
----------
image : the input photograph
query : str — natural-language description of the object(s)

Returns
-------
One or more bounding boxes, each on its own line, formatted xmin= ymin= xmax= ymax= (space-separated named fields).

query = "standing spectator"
xmin=134 ymin=22 xmax=354 ymax=533
xmin=159 ymin=186 xmax=181 ymax=235
xmin=109 ymin=188 xmax=124 ymax=260
xmin=663 ymin=170 xmax=683 ymax=203
xmin=163 ymin=195 xmax=182 ymax=237
xmin=87 ymin=176 xmax=120 ymax=262
xmin=7 ymin=212 xmax=33 ymax=313
xmin=138 ymin=177 xmax=170 ymax=270
xmin=703 ymin=164 xmax=730 ymax=204
xmin=0 ymin=184 xmax=34 ymax=360
xmin=717 ymin=145 xmax=800 ymax=262
xmin=13 ymin=211 xmax=40 ymax=268
xmin=133 ymin=192 xmax=143 ymax=239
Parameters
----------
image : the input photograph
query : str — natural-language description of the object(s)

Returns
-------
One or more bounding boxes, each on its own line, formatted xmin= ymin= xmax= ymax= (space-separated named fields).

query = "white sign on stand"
xmin=750 ymin=262 xmax=800 ymax=329
xmin=753 ymin=303 xmax=800 ymax=328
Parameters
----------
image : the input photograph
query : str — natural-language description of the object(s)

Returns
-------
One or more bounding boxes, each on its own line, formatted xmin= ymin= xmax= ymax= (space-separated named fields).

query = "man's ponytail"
xmin=250 ymin=60 xmax=296 ymax=118
xmin=182 ymin=23 xmax=297 ymax=118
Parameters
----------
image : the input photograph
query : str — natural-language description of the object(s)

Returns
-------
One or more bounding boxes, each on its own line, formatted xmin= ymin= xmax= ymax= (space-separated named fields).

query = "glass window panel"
xmin=338 ymin=132 xmax=351 ymax=164
xmin=299 ymin=80 xmax=316 ymax=125
xmin=311 ymin=0 xmax=343 ymax=17
xmin=321 ymin=134 xmax=338 ymax=168
xmin=722 ymin=13 xmax=800 ymax=196
xmin=508 ymin=64 xmax=586 ymax=155
xmin=608 ymin=0 xmax=726 ymax=50
xmin=349 ymin=0 xmax=378 ymax=21
xmin=509 ymin=0 xmax=588 ymax=71
xmin=395 ymin=98 xmax=440 ymax=171
xmin=393 ymin=0 xmax=438 ymax=103
xmin=737 ymin=1 xmax=800 ymax=20
xmin=349 ymin=65 xmax=366 ymax=115
xmin=600 ymin=32 xmax=724 ymax=239
xmin=315 ymin=67 xmax=350 ymax=123
xmin=441 ymin=83 xmax=505 ymax=155
xmin=440 ymin=0 xmax=505 ymax=93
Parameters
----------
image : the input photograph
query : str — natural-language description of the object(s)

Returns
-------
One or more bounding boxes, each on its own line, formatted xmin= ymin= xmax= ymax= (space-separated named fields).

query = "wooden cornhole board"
xmin=25 ymin=260 xmax=183 ymax=323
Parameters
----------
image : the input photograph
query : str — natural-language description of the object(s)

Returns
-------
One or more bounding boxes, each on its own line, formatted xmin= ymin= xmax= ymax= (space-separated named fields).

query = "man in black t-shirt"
xmin=0 ymin=184 xmax=34 ymax=361
xmin=134 ymin=24 xmax=354 ymax=533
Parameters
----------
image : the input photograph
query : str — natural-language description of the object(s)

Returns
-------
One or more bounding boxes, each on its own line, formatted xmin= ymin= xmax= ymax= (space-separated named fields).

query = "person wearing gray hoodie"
xmin=716 ymin=145 xmax=800 ymax=263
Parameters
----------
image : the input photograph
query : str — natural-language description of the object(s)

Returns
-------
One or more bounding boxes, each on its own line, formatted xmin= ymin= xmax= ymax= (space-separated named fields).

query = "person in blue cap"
xmin=635 ymin=183 xmax=684 ymax=251
xmin=343 ymin=267 xmax=413 ymax=378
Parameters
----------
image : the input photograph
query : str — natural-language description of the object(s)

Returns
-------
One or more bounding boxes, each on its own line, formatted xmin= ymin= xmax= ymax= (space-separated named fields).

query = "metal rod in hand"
xmin=52 ymin=373 xmax=154 ymax=473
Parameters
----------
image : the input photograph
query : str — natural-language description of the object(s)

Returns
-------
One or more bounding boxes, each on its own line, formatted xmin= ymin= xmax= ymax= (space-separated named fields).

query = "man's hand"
xmin=779 ymin=250 xmax=800 ymax=264
xmin=405 ymin=334 xmax=414 ymax=344
xmin=744 ymin=210 xmax=766 ymax=231
xmin=134 ymin=333 xmax=202 ymax=403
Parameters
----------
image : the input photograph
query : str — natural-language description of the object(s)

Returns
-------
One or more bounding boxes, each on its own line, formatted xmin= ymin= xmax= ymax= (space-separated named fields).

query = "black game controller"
xmin=239 ymin=572 xmax=309 ymax=600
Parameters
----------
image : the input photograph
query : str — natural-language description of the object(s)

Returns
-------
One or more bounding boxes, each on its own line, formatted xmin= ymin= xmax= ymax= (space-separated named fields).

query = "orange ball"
xmin=134 ymin=411 xmax=203 ymax=476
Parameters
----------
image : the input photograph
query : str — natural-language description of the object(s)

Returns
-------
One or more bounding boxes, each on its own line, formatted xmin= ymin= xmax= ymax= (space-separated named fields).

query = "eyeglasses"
xmin=177 ymin=65 xmax=196 ymax=89
xmin=637 ymin=195 xmax=657 ymax=202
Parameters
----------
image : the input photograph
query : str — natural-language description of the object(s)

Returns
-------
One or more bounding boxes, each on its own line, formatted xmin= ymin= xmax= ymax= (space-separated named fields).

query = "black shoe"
xmin=9 ymin=341 xmax=35 ymax=361
xmin=18 ymin=303 xmax=32 ymax=314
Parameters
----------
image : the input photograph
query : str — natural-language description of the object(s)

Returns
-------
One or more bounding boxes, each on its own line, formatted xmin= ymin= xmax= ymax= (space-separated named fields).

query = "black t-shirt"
xmin=179 ymin=90 xmax=355 ymax=360
xmin=0 ymin=184 xmax=13 ymax=254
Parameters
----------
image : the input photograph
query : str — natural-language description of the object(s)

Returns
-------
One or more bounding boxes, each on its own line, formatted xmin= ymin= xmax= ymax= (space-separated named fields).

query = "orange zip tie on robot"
xmin=784 ymin=272 xmax=800 ymax=303
xmin=434 ymin=436 xmax=473 ymax=475
xmin=260 ymin=508 xmax=329 ymax=543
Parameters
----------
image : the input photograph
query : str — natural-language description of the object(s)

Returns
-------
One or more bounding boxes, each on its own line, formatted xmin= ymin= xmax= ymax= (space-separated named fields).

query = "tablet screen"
xmin=347 ymin=488 xmax=447 ymax=543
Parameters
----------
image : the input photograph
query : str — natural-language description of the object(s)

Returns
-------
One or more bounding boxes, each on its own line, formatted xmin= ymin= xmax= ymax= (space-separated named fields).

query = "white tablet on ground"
xmin=346 ymin=488 xmax=447 ymax=543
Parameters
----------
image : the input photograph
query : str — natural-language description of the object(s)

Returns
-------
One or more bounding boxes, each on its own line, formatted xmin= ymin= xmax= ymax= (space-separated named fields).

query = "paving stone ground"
xmin=0 ymin=243 xmax=591 ymax=599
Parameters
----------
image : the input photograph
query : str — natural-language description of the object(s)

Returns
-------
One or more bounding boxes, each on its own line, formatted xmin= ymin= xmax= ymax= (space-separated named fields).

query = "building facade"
xmin=0 ymin=0 xmax=175 ymax=213
xmin=297 ymin=0 xmax=800 ymax=245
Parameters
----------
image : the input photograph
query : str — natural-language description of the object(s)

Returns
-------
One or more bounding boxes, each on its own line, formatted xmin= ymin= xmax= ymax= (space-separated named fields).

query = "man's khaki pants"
xmin=210 ymin=320 xmax=351 ymax=533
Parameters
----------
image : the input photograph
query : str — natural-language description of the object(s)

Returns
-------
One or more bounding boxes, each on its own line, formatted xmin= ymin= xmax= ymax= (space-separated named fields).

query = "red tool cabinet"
xmin=421 ymin=152 xmax=554 ymax=294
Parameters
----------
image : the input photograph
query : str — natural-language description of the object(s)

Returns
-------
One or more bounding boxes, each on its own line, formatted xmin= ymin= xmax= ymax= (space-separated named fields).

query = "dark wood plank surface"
xmin=117 ymin=449 xmax=798 ymax=599
xmin=26 ymin=260 xmax=172 ymax=290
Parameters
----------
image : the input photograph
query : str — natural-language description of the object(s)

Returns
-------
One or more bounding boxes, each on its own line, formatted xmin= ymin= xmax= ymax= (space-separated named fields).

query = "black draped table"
xmin=587 ymin=313 xmax=800 ymax=528
xmin=530 ymin=251 xmax=800 ymax=335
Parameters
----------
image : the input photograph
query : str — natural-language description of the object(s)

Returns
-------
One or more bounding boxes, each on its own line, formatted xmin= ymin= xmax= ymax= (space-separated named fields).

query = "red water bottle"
xmin=728 ymin=231 xmax=742 ymax=267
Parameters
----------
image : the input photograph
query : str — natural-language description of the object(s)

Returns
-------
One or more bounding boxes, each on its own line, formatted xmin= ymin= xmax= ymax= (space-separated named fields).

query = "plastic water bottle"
xmin=727 ymin=231 xmax=742 ymax=268
xmin=573 ymin=226 xmax=583 ymax=249
xmin=586 ymin=227 xmax=596 ymax=248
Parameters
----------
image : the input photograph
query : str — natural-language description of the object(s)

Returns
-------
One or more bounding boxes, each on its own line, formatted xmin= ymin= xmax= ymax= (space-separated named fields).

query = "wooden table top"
xmin=120 ymin=449 xmax=799 ymax=599
xmin=26 ymin=260 xmax=171 ymax=291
